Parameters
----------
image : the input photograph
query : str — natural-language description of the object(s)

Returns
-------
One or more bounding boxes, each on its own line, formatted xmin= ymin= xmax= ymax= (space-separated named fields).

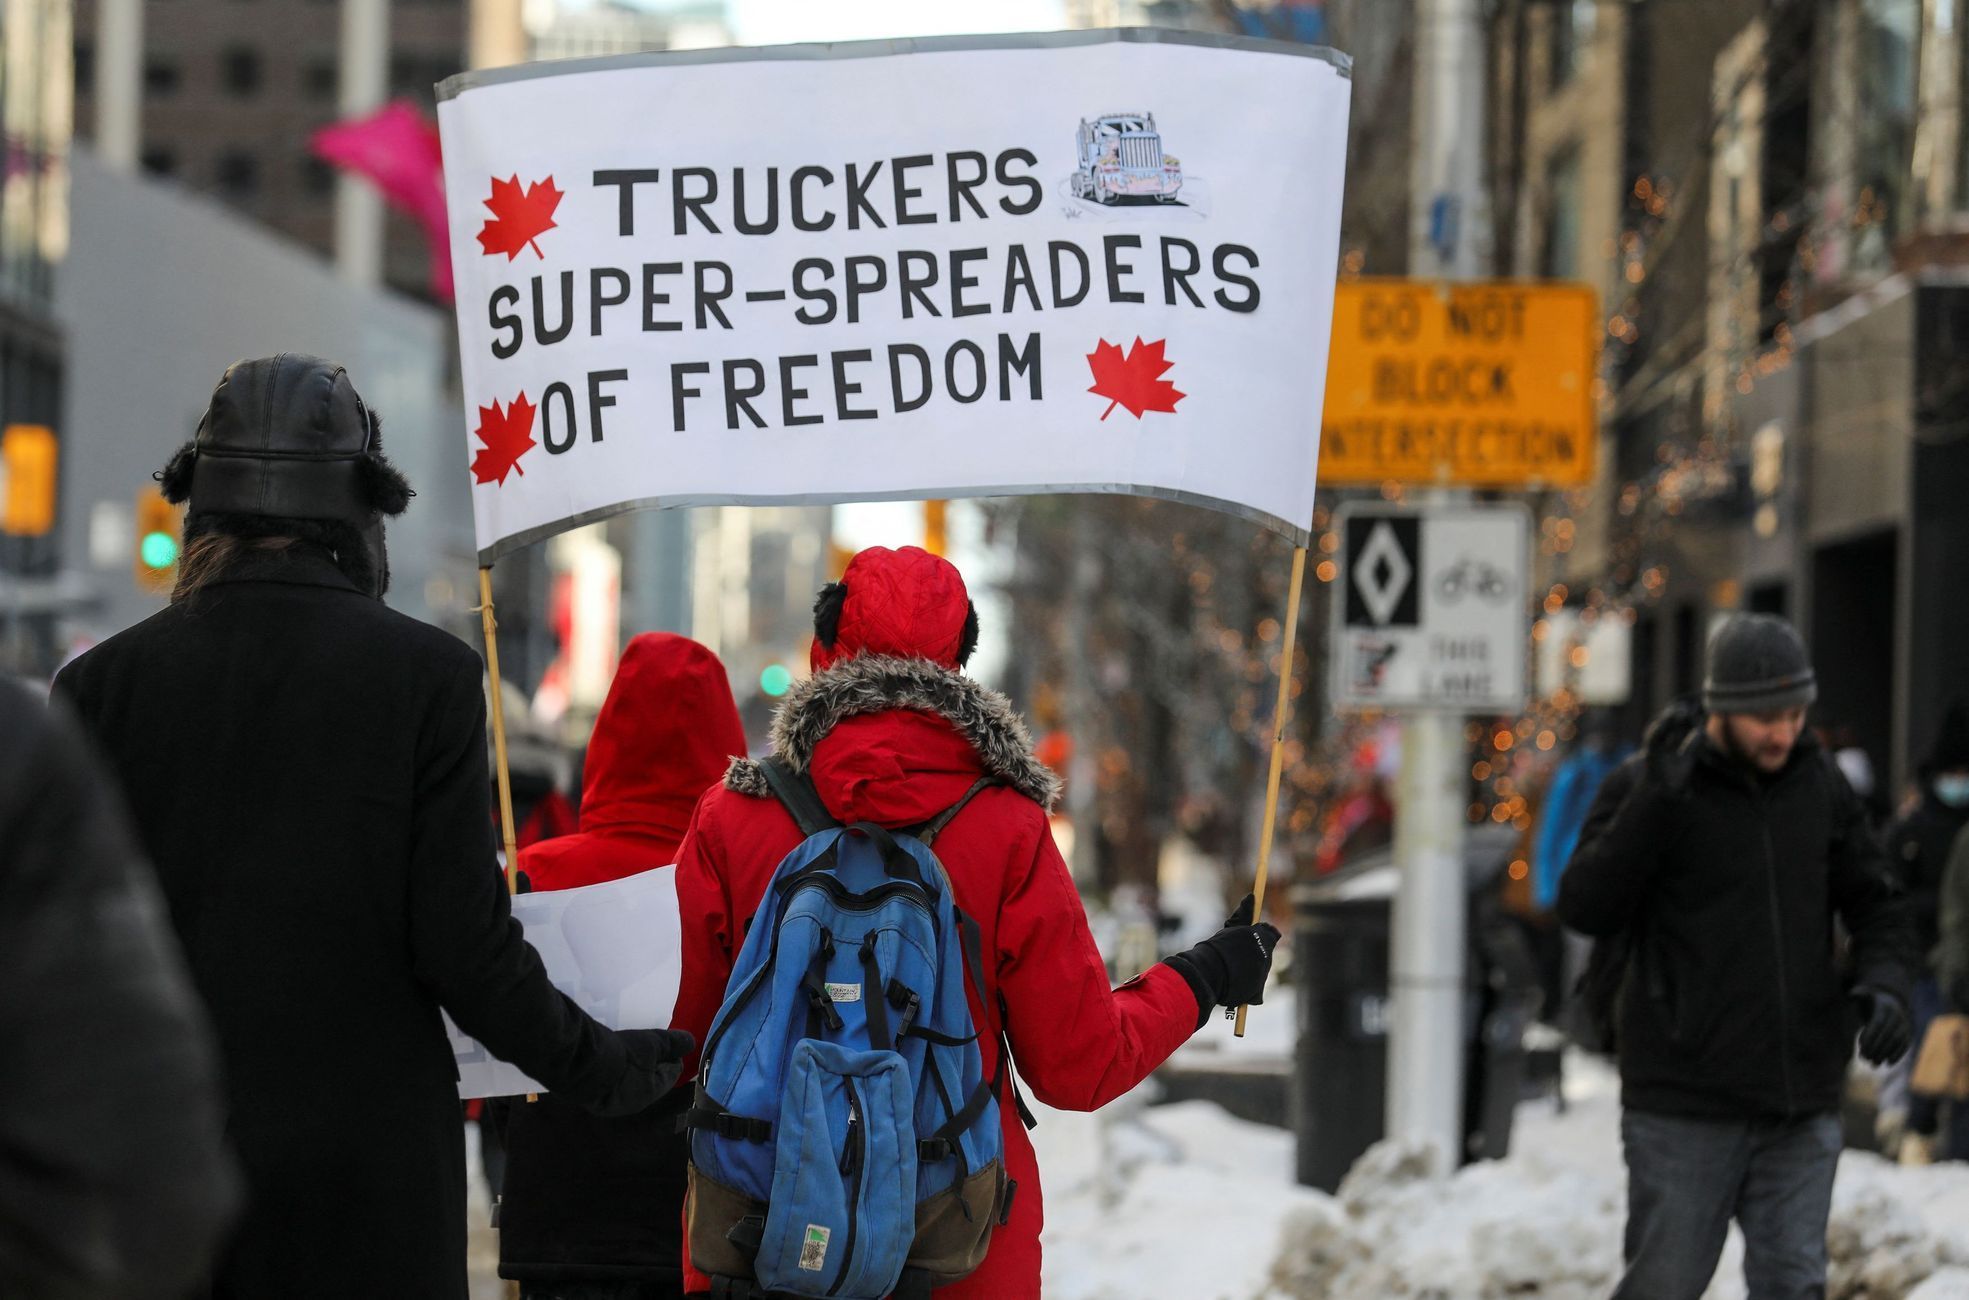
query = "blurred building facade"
xmin=0 ymin=0 xmax=74 ymax=674
xmin=1492 ymin=0 xmax=1969 ymax=795
xmin=69 ymin=0 xmax=464 ymax=299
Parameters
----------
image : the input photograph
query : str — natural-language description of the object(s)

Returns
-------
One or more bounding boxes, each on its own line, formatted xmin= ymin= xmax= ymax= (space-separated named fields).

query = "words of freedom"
xmin=475 ymin=162 xmax=1263 ymax=435
xmin=484 ymin=240 xmax=1257 ymax=434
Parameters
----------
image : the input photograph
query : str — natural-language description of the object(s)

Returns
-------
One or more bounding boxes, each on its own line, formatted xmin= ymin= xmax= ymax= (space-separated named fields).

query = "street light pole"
xmin=335 ymin=0 xmax=390 ymax=284
xmin=1386 ymin=0 xmax=1490 ymax=1178
xmin=96 ymin=0 xmax=143 ymax=171
xmin=469 ymin=0 xmax=527 ymax=72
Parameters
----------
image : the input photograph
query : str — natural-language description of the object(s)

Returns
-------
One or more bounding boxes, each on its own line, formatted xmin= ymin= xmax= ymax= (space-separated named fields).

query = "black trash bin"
xmin=1290 ymin=825 xmax=1538 ymax=1191
xmin=1290 ymin=884 xmax=1392 ymax=1192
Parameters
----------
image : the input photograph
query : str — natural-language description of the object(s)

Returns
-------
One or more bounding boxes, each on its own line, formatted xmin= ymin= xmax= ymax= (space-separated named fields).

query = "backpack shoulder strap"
xmin=952 ymin=903 xmax=1039 ymax=1132
xmin=918 ymin=777 xmax=995 ymax=846
xmin=758 ymin=756 xmax=838 ymax=837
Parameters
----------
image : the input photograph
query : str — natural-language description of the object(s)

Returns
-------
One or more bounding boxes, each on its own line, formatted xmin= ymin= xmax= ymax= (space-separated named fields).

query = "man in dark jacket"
xmin=1877 ymin=703 xmax=1969 ymax=1153
xmin=0 ymin=679 xmax=237 ymax=1298
xmin=1558 ymin=613 xmax=1915 ymax=1300
xmin=499 ymin=632 xmax=748 ymax=1300
xmin=53 ymin=355 xmax=693 ymax=1300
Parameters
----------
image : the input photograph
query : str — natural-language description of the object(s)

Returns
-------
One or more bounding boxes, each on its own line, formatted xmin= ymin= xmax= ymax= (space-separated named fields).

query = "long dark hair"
xmin=168 ymin=510 xmax=386 ymax=601
xmin=171 ymin=533 xmax=299 ymax=602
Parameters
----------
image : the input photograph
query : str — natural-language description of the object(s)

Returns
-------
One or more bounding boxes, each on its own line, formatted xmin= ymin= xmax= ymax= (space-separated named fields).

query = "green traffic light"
xmin=140 ymin=531 xmax=179 ymax=569
xmin=760 ymin=664 xmax=793 ymax=697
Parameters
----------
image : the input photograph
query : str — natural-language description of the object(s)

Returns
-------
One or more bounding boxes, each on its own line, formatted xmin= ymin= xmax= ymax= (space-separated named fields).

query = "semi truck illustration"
xmin=1071 ymin=112 xmax=1183 ymax=204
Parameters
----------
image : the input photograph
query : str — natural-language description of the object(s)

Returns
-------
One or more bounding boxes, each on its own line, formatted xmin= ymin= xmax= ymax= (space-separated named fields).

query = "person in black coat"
xmin=1878 ymin=702 xmax=1969 ymax=1153
xmin=0 ymin=678 xmax=238 ymax=1298
xmin=1558 ymin=614 xmax=1915 ymax=1300
xmin=53 ymin=355 xmax=693 ymax=1300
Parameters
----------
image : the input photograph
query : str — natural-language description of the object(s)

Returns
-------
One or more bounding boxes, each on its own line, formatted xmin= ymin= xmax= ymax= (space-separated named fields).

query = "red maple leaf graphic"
xmin=476 ymin=174 xmax=562 ymax=260
xmin=470 ymin=393 xmax=538 ymax=486
xmin=1086 ymin=337 xmax=1185 ymax=420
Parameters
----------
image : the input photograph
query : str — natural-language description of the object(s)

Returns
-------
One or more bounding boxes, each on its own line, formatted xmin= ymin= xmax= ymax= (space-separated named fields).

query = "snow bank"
xmin=1037 ymin=1090 xmax=1339 ymax=1300
xmin=1910 ymin=1269 xmax=1969 ymax=1300
xmin=1039 ymin=1050 xmax=1969 ymax=1299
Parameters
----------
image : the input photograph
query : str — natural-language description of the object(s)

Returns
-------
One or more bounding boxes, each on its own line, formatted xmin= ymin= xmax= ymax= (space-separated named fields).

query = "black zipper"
xmin=1758 ymin=799 xmax=1797 ymax=1115
xmin=829 ymin=1082 xmax=865 ymax=1297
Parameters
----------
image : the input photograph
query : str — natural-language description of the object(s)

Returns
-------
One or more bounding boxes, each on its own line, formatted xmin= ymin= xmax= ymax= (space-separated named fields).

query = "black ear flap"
xmin=813 ymin=581 xmax=848 ymax=648
xmin=358 ymin=453 xmax=414 ymax=516
xmin=957 ymin=600 xmax=979 ymax=667
xmin=156 ymin=442 xmax=198 ymax=504
xmin=354 ymin=411 xmax=413 ymax=517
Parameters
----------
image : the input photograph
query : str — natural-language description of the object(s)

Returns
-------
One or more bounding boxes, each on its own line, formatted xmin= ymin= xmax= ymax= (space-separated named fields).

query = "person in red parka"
xmin=671 ymin=546 xmax=1280 ymax=1299
xmin=500 ymin=633 xmax=748 ymax=1300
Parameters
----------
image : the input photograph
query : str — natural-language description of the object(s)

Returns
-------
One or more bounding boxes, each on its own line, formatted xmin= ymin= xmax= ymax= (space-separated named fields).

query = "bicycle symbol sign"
xmin=1331 ymin=504 xmax=1529 ymax=713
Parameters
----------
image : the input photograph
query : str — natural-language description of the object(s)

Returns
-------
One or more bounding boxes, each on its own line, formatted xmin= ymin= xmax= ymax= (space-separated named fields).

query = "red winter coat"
xmin=673 ymin=654 xmax=1202 ymax=1299
xmin=500 ymin=633 xmax=746 ymax=1287
xmin=523 ymin=632 xmax=746 ymax=891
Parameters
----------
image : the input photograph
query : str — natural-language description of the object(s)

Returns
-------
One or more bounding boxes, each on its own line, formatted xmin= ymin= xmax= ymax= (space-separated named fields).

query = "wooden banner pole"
xmin=478 ymin=566 xmax=520 ymax=894
xmin=1234 ymin=545 xmax=1308 ymax=1038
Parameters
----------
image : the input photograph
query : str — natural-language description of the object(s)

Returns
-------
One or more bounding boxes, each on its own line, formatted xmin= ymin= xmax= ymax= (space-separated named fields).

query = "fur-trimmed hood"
xmin=726 ymin=654 xmax=1062 ymax=811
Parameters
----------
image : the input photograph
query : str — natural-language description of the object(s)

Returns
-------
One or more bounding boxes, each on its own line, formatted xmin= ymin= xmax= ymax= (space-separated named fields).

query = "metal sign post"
xmin=1332 ymin=502 xmax=1528 ymax=1174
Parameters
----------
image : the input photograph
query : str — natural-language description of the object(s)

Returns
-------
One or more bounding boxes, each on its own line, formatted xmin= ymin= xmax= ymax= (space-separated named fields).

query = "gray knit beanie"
xmin=1703 ymin=614 xmax=1817 ymax=715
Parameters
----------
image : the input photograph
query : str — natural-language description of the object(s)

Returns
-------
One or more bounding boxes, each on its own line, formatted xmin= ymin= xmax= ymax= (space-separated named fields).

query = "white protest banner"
xmin=437 ymin=30 xmax=1352 ymax=561
xmin=448 ymin=864 xmax=683 ymax=1099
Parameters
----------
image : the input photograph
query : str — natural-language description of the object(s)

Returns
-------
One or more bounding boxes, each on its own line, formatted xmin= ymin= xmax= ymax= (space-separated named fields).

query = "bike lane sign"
xmin=1331 ymin=503 xmax=1529 ymax=713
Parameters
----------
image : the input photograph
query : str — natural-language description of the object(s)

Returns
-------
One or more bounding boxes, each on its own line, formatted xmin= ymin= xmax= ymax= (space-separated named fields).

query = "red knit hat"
xmin=810 ymin=545 xmax=977 ymax=672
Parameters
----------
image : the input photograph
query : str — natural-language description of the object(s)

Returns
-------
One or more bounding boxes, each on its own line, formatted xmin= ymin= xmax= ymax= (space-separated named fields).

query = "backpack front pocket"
xmin=756 ymin=1040 xmax=918 ymax=1299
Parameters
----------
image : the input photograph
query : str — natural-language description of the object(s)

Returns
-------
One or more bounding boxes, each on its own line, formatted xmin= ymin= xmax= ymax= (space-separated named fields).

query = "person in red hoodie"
xmin=671 ymin=546 xmax=1280 ymax=1299
xmin=499 ymin=633 xmax=748 ymax=1300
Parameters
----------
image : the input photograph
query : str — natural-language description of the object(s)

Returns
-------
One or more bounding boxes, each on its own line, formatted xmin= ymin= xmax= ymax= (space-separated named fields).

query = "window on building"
xmin=303 ymin=156 xmax=337 ymax=197
xmin=391 ymin=55 xmax=460 ymax=102
xmin=74 ymin=42 xmax=94 ymax=97
xmin=141 ymin=149 xmax=175 ymax=177
xmin=1548 ymin=0 xmax=1597 ymax=89
xmin=222 ymin=46 xmax=262 ymax=97
xmin=1856 ymin=0 xmax=1917 ymax=263
xmin=1540 ymin=148 xmax=1582 ymax=280
xmin=216 ymin=151 xmax=259 ymax=198
xmin=143 ymin=58 xmax=181 ymax=95
xmin=306 ymin=58 xmax=337 ymax=101
xmin=1760 ymin=10 xmax=1814 ymax=342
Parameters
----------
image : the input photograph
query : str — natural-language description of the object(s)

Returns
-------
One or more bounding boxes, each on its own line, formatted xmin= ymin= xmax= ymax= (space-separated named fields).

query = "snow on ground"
xmin=1037 ymin=1050 xmax=1969 ymax=1300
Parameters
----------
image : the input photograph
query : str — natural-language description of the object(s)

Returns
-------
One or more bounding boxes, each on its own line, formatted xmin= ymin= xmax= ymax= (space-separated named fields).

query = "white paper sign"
xmin=1331 ymin=504 xmax=1530 ymax=714
xmin=447 ymin=864 xmax=683 ymax=1099
xmin=437 ymin=30 xmax=1353 ymax=560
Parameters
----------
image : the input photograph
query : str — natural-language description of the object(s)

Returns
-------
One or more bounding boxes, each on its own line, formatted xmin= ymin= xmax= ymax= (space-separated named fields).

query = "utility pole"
xmin=96 ymin=0 xmax=142 ymax=170
xmin=1386 ymin=0 xmax=1490 ymax=1177
xmin=335 ymin=0 xmax=390 ymax=284
xmin=469 ymin=0 xmax=528 ymax=72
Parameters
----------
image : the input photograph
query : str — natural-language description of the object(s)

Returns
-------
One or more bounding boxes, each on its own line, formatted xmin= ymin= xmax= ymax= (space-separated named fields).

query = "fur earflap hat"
xmin=157 ymin=354 xmax=413 ymax=595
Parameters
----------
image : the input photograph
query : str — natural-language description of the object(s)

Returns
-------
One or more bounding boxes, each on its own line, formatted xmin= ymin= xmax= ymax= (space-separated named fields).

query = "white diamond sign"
xmin=1331 ymin=504 xmax=1529 ymax=713
xmin=1354 ymin=520 xmax=1414 ymax=627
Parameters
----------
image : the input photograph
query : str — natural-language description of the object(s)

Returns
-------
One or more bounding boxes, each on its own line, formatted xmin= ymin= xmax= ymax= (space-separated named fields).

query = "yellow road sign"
xmin=1318 ymin=280 xmax=1599 ymax=489
xmin=1 ymin=424 xmax=57 ymax=537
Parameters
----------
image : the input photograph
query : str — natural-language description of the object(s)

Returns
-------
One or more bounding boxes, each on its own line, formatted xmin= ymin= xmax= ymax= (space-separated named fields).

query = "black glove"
xmin=1852 ymin=986 xmax=1911 ymax=1066
xmin=585 ymin=1027 xmax=696 ymax=1118
xmin=1164 ymin=894 xmax=1282 ymax=1030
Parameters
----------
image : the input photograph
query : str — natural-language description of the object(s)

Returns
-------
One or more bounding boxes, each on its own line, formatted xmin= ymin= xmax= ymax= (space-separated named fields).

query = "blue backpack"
xmin=685 ymin=759 xmax=1027 ymax=1299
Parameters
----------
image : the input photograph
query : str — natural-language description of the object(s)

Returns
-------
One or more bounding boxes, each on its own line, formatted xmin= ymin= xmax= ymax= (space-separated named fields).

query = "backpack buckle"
xmin=803 ymin=983 xmax=844 ymax=1032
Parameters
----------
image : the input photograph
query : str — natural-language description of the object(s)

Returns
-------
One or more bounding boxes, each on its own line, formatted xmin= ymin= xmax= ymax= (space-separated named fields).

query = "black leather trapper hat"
xmin=180 ymin=354 xmax=391 ymax=524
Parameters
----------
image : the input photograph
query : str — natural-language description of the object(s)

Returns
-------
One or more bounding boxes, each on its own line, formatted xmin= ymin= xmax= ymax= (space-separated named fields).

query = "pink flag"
xmin=312 ymin=101 xmax=453 ymax=302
